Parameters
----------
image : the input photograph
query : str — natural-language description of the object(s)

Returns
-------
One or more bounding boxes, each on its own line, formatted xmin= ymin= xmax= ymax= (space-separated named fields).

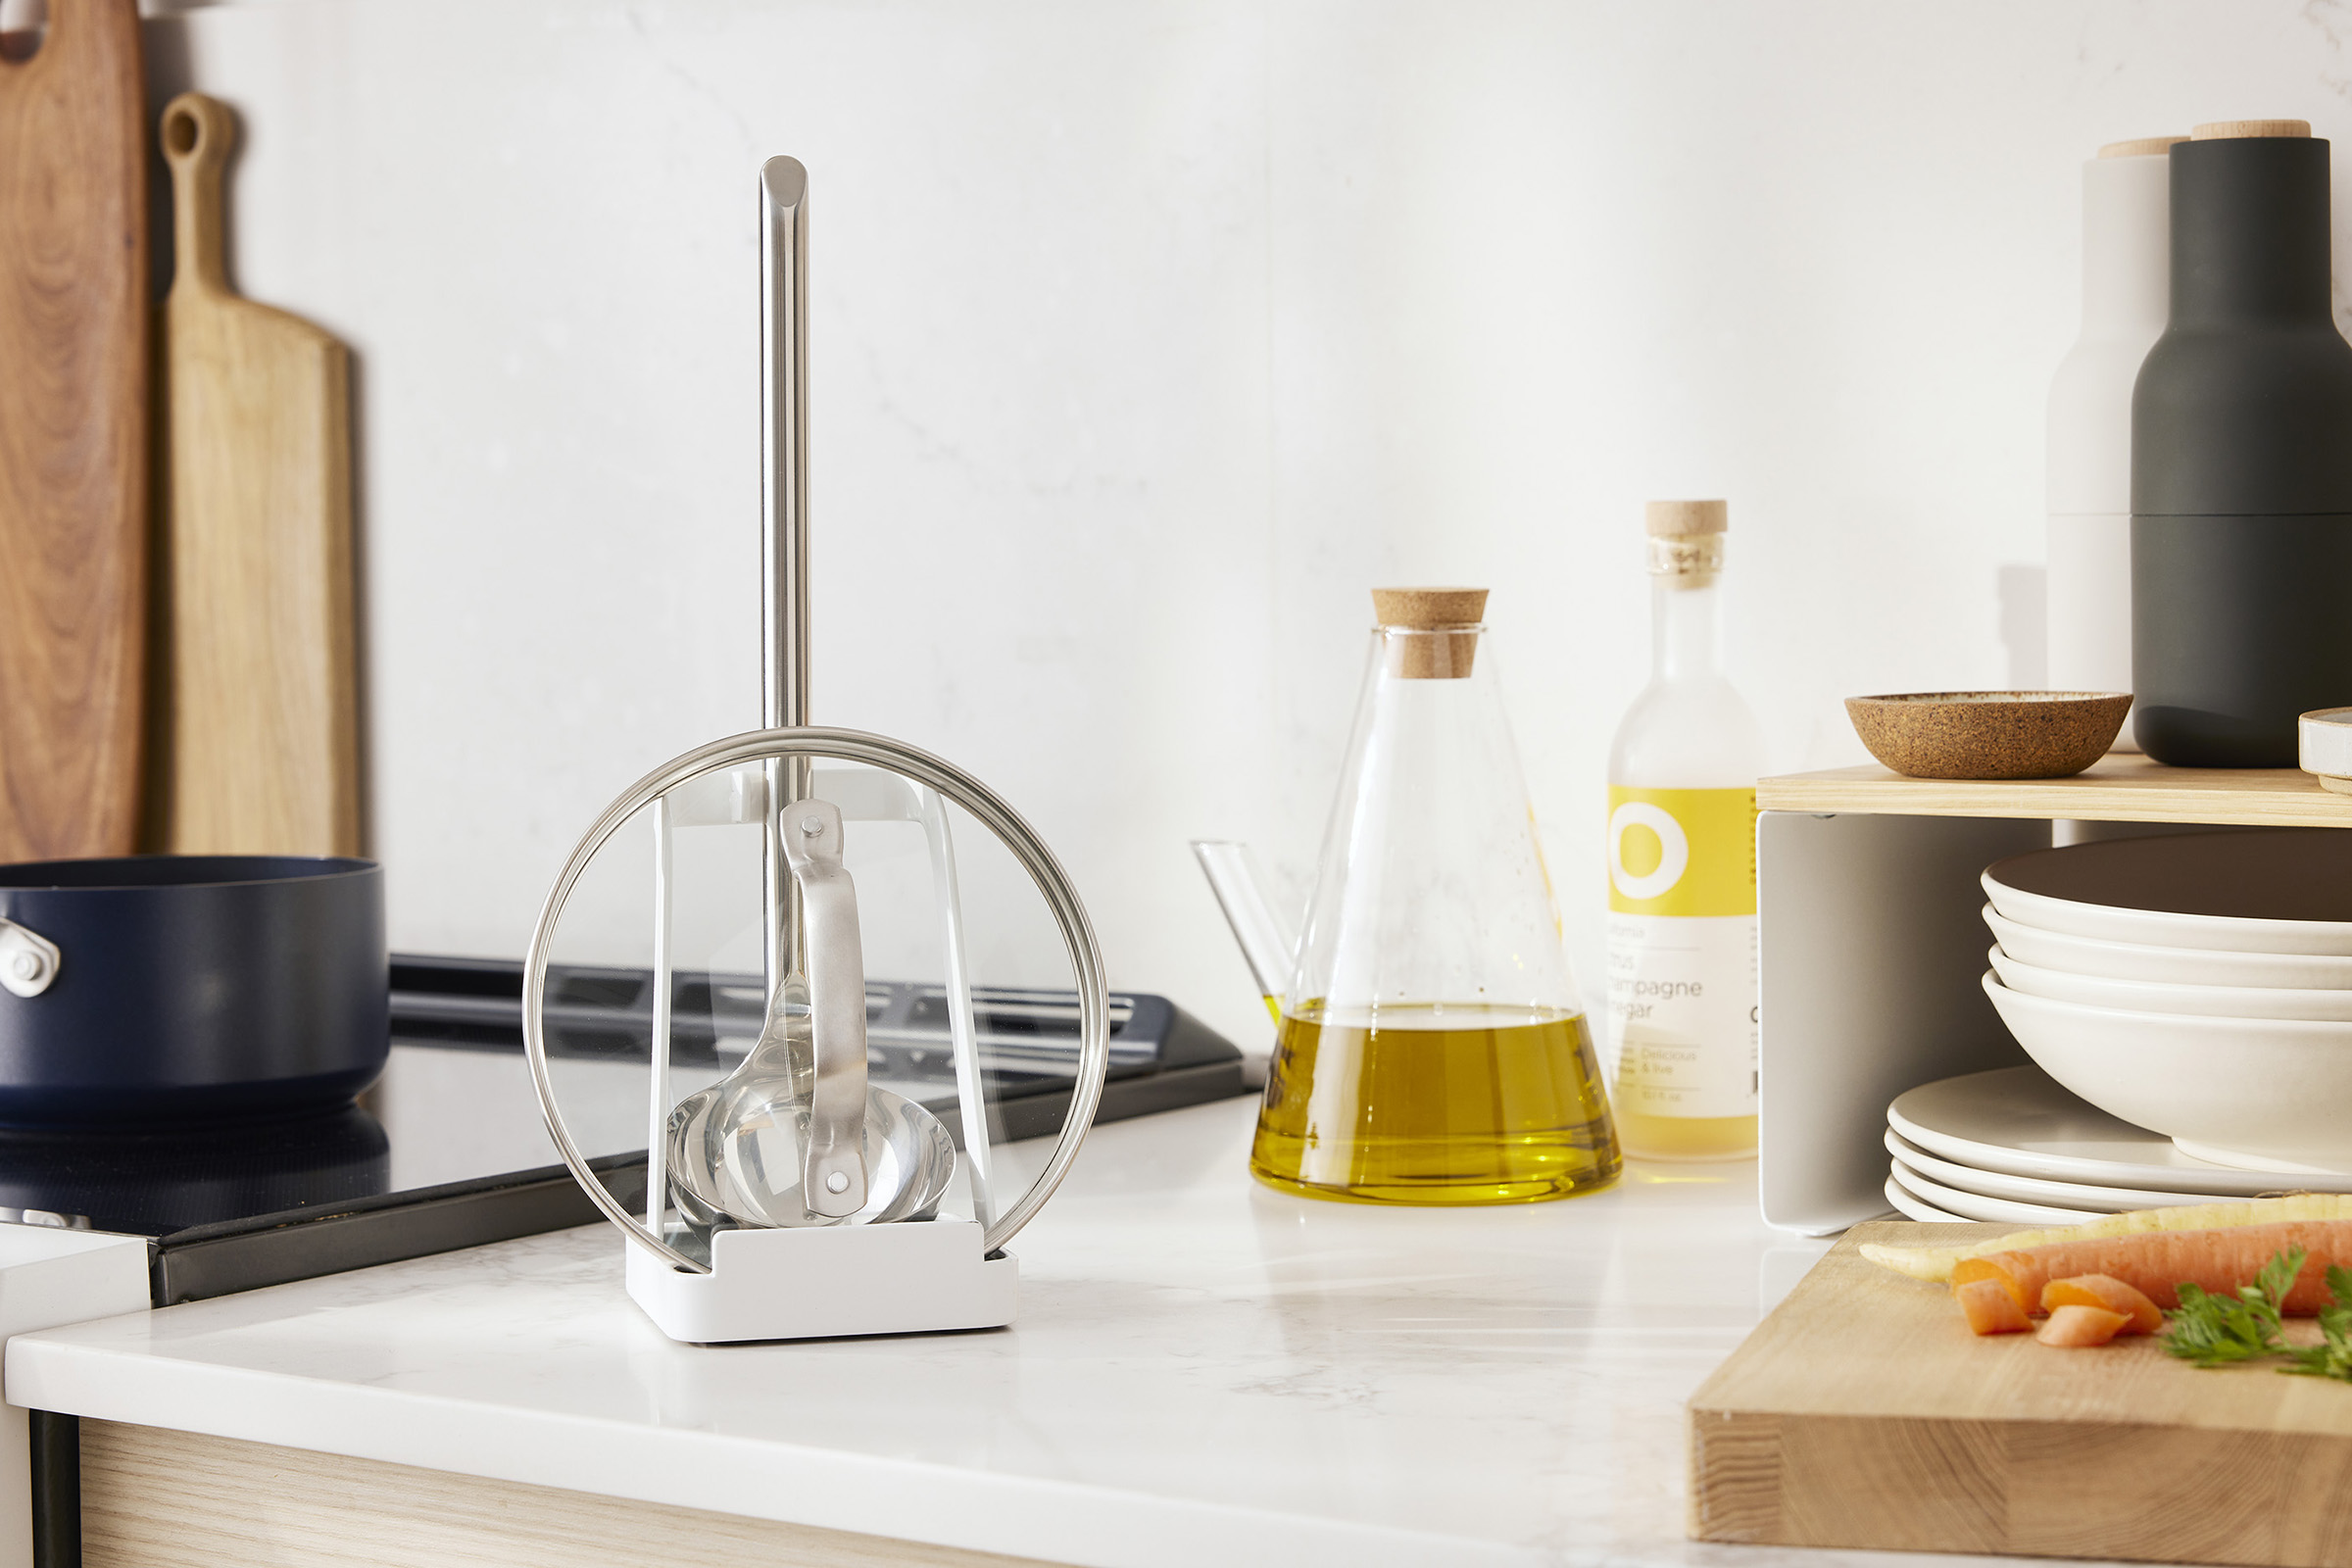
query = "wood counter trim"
xmin=1758 ymin=756 xmax=2352 ymax=827
xmin=79 ymin=1420 xmax=1060 ymax=1568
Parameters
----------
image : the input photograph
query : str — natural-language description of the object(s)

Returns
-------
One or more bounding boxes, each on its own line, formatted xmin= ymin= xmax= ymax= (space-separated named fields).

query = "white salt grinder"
xmin=2046 ymin=135 xmax=2180 ymax=752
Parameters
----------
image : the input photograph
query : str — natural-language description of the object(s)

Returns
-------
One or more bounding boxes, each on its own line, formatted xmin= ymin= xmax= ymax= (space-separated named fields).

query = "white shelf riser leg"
xmin=1757 ymin=809 xmax=2048 ymax=1235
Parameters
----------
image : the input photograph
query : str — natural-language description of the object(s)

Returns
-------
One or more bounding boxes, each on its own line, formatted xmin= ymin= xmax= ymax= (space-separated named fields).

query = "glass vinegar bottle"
xmin=1605 ymin=502 xmax=1765 ymax=1160
xmin=1250 ymin=588 xmax=1621 ymax=1204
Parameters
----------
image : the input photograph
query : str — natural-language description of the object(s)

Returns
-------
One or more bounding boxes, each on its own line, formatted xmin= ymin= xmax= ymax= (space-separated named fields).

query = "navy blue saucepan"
xmin=0 ymin=857 xmax=386 ymax=1125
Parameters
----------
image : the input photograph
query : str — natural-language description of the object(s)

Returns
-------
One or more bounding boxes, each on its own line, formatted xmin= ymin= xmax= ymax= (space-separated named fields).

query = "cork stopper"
xmin=1371 ymin=587 xmax=1485 ymax=680
xmin=2192 ymin=120 xmax=2311 ymax=140
xmin=1644 ymin=500 xmax=1727 ymax=538
xmin=1371 ymin=587 xmax=1488 ymax=628
xmin=2097 ymin=135 xmax=2186 ymax=159
xmin=1645 ymin=500 xmax=1728 ymax=580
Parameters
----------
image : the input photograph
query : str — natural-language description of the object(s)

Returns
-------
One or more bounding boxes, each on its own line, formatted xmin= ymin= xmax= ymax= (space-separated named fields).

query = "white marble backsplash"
xmin=125 ymin=1 xmax=2352 ymax=1052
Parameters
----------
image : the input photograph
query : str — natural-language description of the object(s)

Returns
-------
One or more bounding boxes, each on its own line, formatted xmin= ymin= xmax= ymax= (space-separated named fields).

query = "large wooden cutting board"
xmin=154 ymin=92 xmax=359 ymax=856
xmin=1690 ymin=1221 xmax=2352 ymax=1566
xmin=0 ymin=0 xmax=149 ymax=862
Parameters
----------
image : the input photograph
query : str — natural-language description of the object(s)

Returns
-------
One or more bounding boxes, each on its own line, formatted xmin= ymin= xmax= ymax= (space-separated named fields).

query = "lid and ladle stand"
xmin=521 ymin=158 xmax=1110 ymax=1345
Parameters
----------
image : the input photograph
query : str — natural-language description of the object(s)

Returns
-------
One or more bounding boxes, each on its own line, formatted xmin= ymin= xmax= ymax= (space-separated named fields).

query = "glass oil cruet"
xmin=1250 ymin=588 xmax=1621 ymax=1204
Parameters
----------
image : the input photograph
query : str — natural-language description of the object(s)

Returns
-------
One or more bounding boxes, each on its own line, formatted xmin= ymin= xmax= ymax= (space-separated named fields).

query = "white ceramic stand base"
xmin=624 ymin=1219 xmax=1016 ymax=1344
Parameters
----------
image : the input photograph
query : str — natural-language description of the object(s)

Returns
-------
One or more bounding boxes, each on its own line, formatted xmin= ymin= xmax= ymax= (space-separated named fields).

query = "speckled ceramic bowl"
xmin=1844 ymin=691 xmax=2131 ymax=780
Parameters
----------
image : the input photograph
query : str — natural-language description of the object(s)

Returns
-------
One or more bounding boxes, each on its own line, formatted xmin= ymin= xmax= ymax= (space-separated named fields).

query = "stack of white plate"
xmin=1976 ymin=828 xmax=2352 ymax=1176
xmin=1882 ymin=1065 xmax=2352 ymax=1224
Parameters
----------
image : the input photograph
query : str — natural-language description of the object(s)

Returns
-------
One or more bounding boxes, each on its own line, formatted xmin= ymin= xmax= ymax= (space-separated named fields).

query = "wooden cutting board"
xmin=1690 ymin=1221 xmax=2352 ymax=1566
xmin=154 ymin=92 xmax=359 ymax=856
xmin=0 ymin=0 xmax=149 ymax=863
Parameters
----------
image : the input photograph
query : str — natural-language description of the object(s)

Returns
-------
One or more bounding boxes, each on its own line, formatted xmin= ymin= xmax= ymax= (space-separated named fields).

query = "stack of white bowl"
xmin=1977 ymin=828 xmax=2352 ymax=1178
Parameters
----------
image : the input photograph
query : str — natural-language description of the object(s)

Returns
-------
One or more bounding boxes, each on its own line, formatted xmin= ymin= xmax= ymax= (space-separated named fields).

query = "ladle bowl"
xmin=667 ymin=1078 xmax=956 ymax=1229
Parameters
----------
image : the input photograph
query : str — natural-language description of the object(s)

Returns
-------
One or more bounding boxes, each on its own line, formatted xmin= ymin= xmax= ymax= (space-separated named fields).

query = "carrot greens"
xmin=2162 ymin=1247 xmax=2298 ymax=1368
xmin=2162 ymin=1248 xmax=2352 ymax=1382
xmin=2283 ymin=1266 xmax=2352 ymax=1384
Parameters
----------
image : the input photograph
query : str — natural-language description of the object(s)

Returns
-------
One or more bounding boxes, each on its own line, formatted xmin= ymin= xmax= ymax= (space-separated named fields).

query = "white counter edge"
xmin=0 ymin=1231 xmax=153 ymax=1568
xmin=5 ymin=1335 xmax=1541 ymax=1568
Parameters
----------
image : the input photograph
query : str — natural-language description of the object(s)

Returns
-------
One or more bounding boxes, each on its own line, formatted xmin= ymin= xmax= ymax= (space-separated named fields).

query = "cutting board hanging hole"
xmin=162 ymin=93 xmax=232 ymax=295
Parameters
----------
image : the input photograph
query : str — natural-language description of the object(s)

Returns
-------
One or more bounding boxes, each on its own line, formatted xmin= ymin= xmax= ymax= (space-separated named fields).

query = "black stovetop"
xmin=0 ymin=956 xmax=1248 ymax=1306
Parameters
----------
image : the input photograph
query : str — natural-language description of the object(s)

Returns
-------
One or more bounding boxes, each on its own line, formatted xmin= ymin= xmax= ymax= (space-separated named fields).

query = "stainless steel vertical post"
xmin=760 ymin=157 xmax=811 ymax=986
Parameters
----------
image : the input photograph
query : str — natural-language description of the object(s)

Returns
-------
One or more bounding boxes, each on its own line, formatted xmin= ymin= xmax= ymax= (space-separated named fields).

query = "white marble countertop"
xmin=6 ymin=1099 xmax=1928 ymax=1568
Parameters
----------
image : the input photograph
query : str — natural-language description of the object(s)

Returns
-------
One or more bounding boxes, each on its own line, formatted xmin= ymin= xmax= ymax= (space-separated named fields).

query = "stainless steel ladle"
xmin=665 ymin=799 xmax=956 ymax=1229
xmin=660 ymin=158 xmax=955 ymax=1233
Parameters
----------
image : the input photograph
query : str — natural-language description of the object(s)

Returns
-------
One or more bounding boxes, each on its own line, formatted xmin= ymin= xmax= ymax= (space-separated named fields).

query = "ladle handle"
xmin=781 ymin=799 xmax=867 ymax=1217
xmin=760 ymin=157 xmax=811 ymax=1002
xmin=760 ymin=155 xmax=809 ymax=732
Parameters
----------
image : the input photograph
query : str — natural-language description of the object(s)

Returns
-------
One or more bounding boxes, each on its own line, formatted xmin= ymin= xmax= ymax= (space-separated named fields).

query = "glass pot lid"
xmin=522 ymin=725 xmax=1110 ymax=1274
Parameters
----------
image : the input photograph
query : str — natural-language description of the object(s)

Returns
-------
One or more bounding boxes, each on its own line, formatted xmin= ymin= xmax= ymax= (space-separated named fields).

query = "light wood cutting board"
xmin=1690 ymin=1221 xmax=2352 ymax=1566
xmin=154 ymin=92 xmax=360 ymax=856
xmin=0 ymin=0 xmax=150 ymax=863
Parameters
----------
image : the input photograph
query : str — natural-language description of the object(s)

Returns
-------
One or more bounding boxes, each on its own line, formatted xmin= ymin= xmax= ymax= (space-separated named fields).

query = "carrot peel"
xmin=1956 ymin=1278 xmax=2032 ymax=1335
xmin=2038 ymin=1304 xmax=2131 ymax=1347
xmin=2041 ymin=1274 xmax=2162 ymax=1336
xmin=1951 ymin=1256 xmax=2028 ymax=1313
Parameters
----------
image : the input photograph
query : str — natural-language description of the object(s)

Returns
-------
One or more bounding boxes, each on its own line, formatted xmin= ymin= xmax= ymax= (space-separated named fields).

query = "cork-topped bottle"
xmin=1605 ymin=502 xmax=1763 ymax=1161
xmin=1250 ymin=588 xmax=1621 ymax=1204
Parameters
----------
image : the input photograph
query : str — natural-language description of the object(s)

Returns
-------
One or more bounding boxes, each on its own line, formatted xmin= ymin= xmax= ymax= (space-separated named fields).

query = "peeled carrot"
xmin=1959 ymin=1220 xmax=2352 ymax=1315
xmin=1956 ymin=1277 xmax=2032 ymax=1335
xmin=2040 ymin=1274 xmax=2162 ymax=1335
xmin=2036 ymin=1303 xmax=2131 ymax=1348
xmin=1862 ymin=1195 xmax=2352 ymax=1284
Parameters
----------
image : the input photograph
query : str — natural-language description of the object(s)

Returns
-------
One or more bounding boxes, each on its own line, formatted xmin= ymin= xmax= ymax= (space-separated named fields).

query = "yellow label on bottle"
xmin=1604 ymin=787 xmax=1756 ymax=917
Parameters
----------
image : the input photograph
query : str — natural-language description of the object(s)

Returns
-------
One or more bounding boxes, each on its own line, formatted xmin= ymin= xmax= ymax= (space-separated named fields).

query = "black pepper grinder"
xmin=2132 ymin=120 xmax=2352 ymax=765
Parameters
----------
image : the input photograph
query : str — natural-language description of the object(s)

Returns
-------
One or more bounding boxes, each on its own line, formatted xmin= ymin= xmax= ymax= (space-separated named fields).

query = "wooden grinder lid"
xmin=1372 ymin=587 xmax=1487 ymax=679
xmin=2191 ymin=120 xmax=2312 ymax=140
xmin=2097 ymin=135 xmax=2186 ymax=159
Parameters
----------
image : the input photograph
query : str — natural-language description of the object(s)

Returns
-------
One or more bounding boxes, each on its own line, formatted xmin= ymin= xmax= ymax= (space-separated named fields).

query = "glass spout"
xmin=1191 ymin=841 xmax=1296 ymax=1020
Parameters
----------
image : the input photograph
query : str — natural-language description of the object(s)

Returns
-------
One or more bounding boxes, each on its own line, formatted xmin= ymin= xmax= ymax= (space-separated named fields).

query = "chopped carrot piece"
xmin=1951 ymin=1256 xmax=2030 ymax=1313
xmin=1964 ymin=1220 xmax=2352 ymax=1314
xmin=2041 ymin=1274 xmax=2162 ymax=1335
xmin=1956 ymin=1278 xmax=2032 ymax=1335
xmin=2036 ymin=1304 xmax=2131 ymax=1347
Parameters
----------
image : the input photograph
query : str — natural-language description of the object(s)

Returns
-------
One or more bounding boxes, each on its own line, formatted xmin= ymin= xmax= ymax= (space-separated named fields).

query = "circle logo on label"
xmin=1608 ymin=801 xmax=1690 ymax=902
